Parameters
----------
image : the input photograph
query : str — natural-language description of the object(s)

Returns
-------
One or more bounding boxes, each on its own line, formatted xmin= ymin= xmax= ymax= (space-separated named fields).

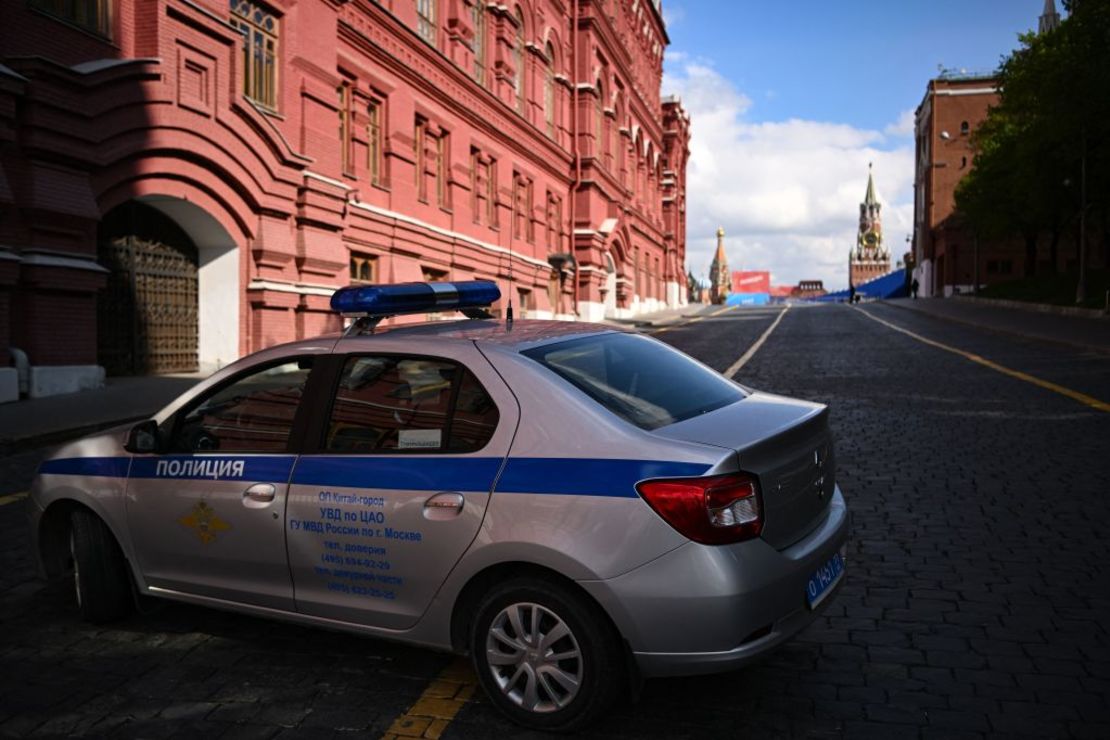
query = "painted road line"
xmin=722 ymin=306 xmax=790 ymax=379
xmin=651 ymin=304 xmax=733 ymax=335
xmin=855 ymin=306 xmax=1110 ymax=414
xmin=0 ymin=492 xmax=28 ymax=508
xmin=381 ymin=657 xmax=477 ymax=739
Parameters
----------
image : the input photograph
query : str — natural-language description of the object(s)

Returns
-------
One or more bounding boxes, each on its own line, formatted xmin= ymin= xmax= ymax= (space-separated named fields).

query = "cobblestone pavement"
xmin=2 ymin=303 xmax=1109 ymax=738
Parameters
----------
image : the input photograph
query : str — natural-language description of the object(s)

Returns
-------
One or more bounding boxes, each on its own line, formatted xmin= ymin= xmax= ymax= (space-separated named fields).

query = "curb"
xmin=882 ymin=301 xmax=1110 ymax=355
xmin=954 ymin=295 xmax=1110 ymax=320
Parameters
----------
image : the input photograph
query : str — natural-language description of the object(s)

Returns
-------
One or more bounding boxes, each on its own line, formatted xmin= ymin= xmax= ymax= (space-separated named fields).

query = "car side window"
xmin=172 ymin=359 xmax=314 ymax=453
xmin=324 ymin=355 xmax=499 ymax=453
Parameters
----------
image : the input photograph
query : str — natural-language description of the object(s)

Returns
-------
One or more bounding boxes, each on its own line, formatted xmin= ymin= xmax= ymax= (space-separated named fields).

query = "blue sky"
xmin=662 ymin=0 xmax=1056 ymax=289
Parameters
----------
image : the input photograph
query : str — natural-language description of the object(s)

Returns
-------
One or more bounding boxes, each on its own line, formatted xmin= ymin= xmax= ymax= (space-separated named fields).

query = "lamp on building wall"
xmin=939 ymin=131 xmax=952 ymax=141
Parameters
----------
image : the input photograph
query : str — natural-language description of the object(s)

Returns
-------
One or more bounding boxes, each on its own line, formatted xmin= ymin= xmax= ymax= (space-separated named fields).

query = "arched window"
xmin=960 ymin=120 xmax=970 ymax=136
xmin=472 ymin=3 xmax=486 ymax=85
xmin=544 ymin=42 xmax=556 ymax=137
xmin=514 ymin=7 xmax=525 ymax=114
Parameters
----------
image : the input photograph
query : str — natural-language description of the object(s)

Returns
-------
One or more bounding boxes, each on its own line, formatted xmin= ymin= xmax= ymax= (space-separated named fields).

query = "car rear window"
xmin=522 ymin=332 xmax=745 ymax=430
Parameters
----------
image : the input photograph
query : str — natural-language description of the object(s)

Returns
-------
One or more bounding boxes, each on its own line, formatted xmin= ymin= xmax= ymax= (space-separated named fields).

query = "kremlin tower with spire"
xmin=708 ymin=227 xmax=731 ymax=304
xmin=850 ymin=165 xmax=891 ymax=289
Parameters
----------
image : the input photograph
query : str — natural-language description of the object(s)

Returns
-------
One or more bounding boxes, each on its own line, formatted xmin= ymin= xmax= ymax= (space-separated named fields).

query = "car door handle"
xmin=423 ymin=491 xmax=465 ymax=521
xmin=243 ymin=483 xmax=276 ymax=507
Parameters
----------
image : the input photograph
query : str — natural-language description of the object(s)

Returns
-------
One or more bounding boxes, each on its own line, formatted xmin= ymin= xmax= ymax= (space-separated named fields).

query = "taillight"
xmin=635 ymin=472 xmax=763 ymax=545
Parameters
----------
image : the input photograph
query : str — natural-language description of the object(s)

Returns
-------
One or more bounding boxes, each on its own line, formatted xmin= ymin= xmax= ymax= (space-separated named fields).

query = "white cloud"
xmin=663 ymin=62 xmax=915 ymax=290
xmin=884 ymin=108 xmax=917 ymax=139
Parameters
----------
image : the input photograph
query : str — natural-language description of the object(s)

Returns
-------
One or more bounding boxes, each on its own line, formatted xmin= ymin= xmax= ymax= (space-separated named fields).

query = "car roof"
xmin=269 ymin=318 xmax=626 ymax=357
xmin=370 ymin=318 xmax=621 ymax=349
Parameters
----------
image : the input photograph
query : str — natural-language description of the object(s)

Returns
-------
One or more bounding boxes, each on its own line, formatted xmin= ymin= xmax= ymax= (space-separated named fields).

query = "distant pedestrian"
xmin=911 ymin=278 xmax=919 ymax=299
xmin=848 ymin=284 xmax=855 ymax=304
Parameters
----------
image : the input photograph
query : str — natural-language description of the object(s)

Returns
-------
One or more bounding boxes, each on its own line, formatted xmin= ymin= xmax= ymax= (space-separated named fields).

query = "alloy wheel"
xmin=484 ymin=601 xmax=582 ymax=713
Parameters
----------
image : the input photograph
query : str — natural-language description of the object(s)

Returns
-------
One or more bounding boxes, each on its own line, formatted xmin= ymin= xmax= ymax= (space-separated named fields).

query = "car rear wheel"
xmin=69 ymin=508 xmax=132 ymax=623
xmin=470 ymin=577 xmax=624 ymax=732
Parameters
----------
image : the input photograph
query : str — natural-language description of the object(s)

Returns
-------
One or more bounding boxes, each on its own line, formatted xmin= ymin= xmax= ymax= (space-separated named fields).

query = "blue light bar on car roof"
xmin=330 ymin=280 xmax=501 ymax=317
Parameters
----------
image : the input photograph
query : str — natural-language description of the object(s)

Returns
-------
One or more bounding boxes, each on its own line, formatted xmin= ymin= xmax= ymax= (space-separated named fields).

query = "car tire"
xmin=470 ymin=576 xmax=625 ymax=732
xmin=69 ymin=508 xmax=133 ymax=624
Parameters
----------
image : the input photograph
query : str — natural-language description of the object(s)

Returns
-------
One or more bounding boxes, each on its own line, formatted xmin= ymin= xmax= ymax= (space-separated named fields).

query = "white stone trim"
xmin=579 ymin=301 xmax=606 ymax=323
xmin=934 ymin=87 xmax=998 ymax=97
xmin=247 ymin=279 xmax=337 ymax=297
xmin=28 ymin=365 xmax=104 ymax=399
xmin=597 ymin=218 xmax=619 ymax=235
xmin=577 ymin=265 xmax=604 ymax=275
xmin=20 ymin=252 xmax=109 ymax=273
xmin=347 ymin=199 xmax=555 ymax=272
xmin=0 ymin=64 xmax=28 ymax=82
xmin=573 ymin=228 xmax=596 ymax=236
xmin=304 ymin=170 xmax=353 ymax=190
xmin=71 ymin=58 xmax=160 ymax=75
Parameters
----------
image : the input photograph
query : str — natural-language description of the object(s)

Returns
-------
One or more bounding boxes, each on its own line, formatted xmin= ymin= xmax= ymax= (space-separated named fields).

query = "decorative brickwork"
xmin=0 ymin=0 xmax=689 ymax=381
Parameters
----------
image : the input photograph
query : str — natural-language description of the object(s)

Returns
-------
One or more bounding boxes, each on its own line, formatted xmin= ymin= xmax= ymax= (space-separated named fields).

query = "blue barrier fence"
xmin=816 ymin=268 xmax=908 ymax=302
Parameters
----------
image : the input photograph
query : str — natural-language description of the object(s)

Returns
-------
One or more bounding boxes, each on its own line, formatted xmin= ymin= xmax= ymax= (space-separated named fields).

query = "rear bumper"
xmin=580 ymin=486 xmax=849 ymax=677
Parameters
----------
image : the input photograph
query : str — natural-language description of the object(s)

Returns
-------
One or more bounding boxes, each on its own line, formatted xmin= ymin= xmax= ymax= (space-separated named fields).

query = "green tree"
xmin=955 ymin=0 xmax=1108 ymax=291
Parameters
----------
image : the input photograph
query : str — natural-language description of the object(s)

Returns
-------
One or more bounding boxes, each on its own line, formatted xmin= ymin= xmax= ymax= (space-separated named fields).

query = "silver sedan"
xmin=28 ymin=284 xmax=847 ymax=731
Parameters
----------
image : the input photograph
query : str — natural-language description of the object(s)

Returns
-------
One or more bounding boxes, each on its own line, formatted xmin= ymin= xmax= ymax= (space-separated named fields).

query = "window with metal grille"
xmin=486 ymin=158 xmax=498 ymax=228
xmin=230 ymin=0 xmax=279 ymax=110
xmin=30 ymin=0 xmax=110 ymax=37
xmin=416 ymin=0 xmax=436 ymax=45
xmin=415 ymin=117 xmax=428 ymax=202
xmin=470 ymin=148 xmax=481 ymax=223
xmin=525 ymin=179 xmax=534 ymax=243
xmin=595 ymin=80 xmax=605 ymax=160
xmin=368 ymin=98 xmax=384 ymax=186
xmin=472 ymin=2 xmax=486 ymax=85
xmin=436 ymin=131 xmax=450 ymax=208
xmin=544 ymin=43 xmax=556 ymax=137
xmin=513 ymin=7 xmax=525 ymax=114
xmin=338 ymin=83 xmax=352 ymax=175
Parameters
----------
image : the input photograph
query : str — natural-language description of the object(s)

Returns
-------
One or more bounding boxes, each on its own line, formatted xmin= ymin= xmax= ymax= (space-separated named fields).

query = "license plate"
xmin=805 ymin=550 xmax=845 ymax=609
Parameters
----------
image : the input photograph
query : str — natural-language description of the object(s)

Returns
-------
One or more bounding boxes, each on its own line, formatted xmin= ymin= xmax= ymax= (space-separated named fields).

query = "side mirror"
xmin=125 ymin=419 xmax=160 ymax=454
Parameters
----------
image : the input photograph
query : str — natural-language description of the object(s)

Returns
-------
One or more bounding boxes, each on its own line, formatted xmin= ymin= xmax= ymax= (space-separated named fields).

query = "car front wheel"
xmin=470 ymin=577 xmax=624 ymax=732
xmin=69 ymin=508 xmax=132 ymax=623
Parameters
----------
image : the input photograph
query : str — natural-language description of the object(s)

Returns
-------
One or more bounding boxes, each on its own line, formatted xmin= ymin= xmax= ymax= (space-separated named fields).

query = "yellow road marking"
xmin=723 ymin=306 xmax=790 ymax=379
xmin=855 ymin=306 xmax=1110 ymax=413
xmin=0 ymin=492 xmax=28 ymax=507
xmin=652 ymin=304 xmax=734 ymax=335
xmin=381 ymin=658 xmax=477 ymax=739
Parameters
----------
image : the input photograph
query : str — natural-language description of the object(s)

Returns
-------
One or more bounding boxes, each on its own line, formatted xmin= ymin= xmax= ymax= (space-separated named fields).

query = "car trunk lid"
xmin=652 ymin=392 xmax=835 ymax=550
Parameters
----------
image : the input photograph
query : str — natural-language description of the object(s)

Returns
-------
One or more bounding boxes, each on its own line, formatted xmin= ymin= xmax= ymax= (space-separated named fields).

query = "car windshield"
xmin=522 ymin=332 xmax=746 ymax=430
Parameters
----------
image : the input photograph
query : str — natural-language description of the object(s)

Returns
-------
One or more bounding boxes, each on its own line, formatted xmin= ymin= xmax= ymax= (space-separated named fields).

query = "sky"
xmin=661 ymin=0 xmax=1058 ymax=290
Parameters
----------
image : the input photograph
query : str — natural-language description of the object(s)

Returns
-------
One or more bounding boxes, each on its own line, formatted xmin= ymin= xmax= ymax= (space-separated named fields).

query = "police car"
xmin=29 ymin=280 xmax=848 ymax=731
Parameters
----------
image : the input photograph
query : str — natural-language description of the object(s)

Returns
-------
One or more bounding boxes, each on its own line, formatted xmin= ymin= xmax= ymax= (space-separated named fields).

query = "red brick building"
xmin=911 ymin=73 xmax=999 ymax=297
xmin=0 ymin=0 xmax=689 ymax=397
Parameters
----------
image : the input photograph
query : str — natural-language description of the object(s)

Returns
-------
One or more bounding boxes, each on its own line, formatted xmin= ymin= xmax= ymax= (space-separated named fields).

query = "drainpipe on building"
xmin=569 ymin=0 xmax=582 ymax=317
